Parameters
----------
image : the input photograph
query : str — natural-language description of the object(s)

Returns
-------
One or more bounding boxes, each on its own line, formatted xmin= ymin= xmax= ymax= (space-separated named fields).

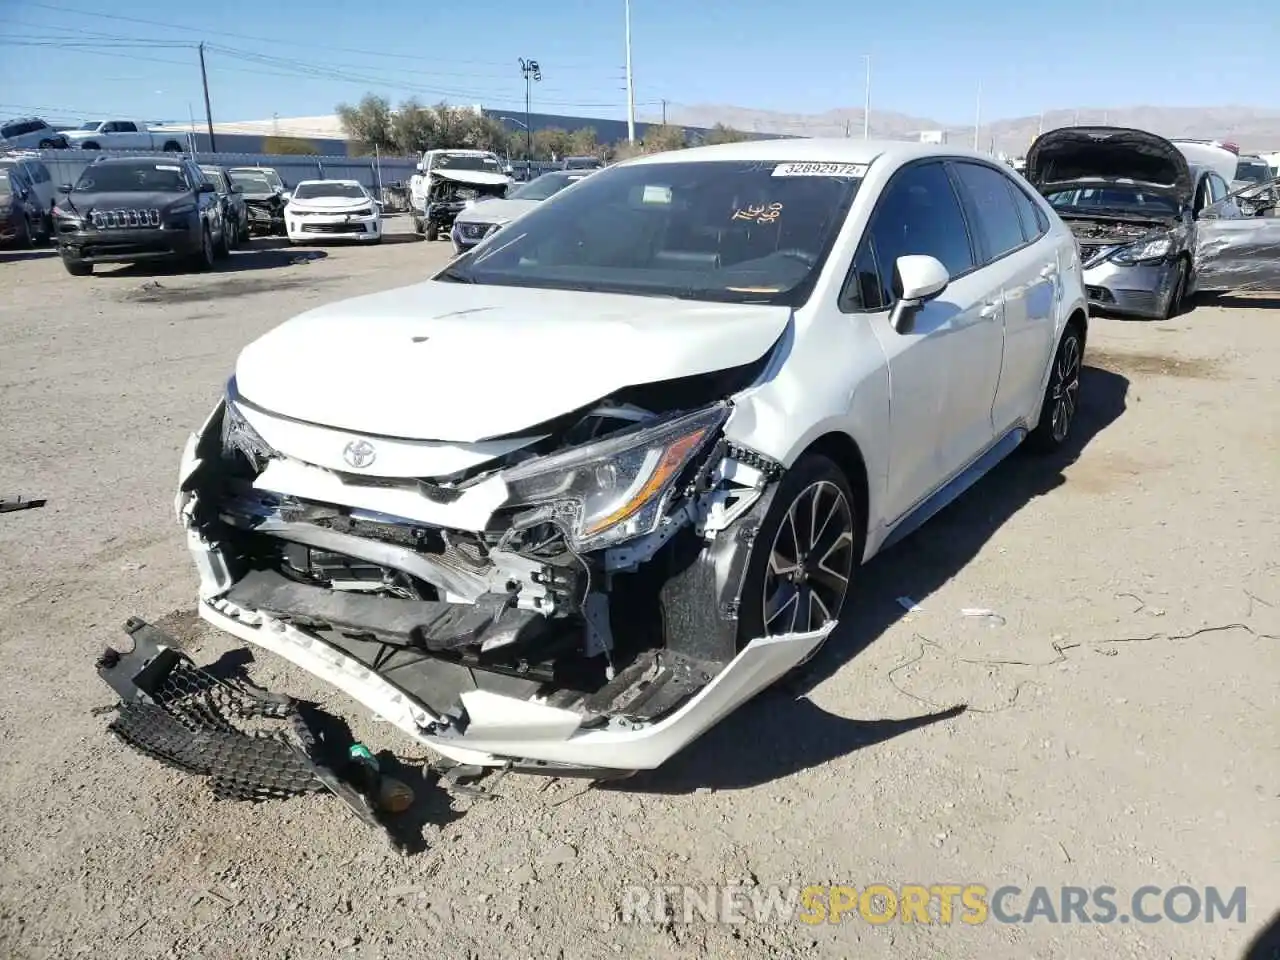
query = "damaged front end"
xmin=176 ymin=363 xmax=830 ymax=773
xmin=424 ymin=173 xmax=508 ymax=237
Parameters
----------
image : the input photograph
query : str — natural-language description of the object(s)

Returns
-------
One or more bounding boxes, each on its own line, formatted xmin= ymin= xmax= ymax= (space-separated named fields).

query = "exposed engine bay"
xmin=423 ymin=174 xmax=509 ymax=235
xmin=177 ymin=350 xmax=809 ymax=768
xmin=1063 ymin=217 xmax=1170 ymax=264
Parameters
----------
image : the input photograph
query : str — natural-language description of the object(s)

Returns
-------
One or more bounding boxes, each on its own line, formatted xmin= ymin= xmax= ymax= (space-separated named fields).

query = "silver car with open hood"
xmin=1026 ymin=126 xmax=1280 ymax=319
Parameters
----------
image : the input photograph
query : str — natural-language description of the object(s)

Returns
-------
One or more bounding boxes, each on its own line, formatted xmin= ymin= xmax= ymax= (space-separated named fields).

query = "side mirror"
xmin=231 ymin=184 xmax=244 ymax=194
xmin=889 ymin=255 xmax=950 ymax=334
xmin=58 ymin=182 xmax=73 ymax=194
xmin=198 ymin=182 xmax=216 ymax=193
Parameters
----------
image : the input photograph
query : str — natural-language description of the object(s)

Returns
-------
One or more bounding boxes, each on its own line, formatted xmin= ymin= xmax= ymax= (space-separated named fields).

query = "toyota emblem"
xmin=342 ymin=439 xmax=377 ymax=469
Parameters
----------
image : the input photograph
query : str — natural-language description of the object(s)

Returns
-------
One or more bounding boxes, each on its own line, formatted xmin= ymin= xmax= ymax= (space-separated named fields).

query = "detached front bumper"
xmin=57 ymin=221 xmax=201 ymax=263
xmin=195 ymin=591 xmax=831 ymax=773
xmin=1082 ymin=258 xmax=1179 ymax=319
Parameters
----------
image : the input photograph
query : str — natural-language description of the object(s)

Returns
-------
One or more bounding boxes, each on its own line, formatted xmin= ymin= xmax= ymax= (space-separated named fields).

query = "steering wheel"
xmin=774 ymin=248 xmax=818 ymax=267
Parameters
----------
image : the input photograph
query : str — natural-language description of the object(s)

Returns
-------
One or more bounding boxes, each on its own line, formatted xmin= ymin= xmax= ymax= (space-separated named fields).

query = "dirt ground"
xmin=1 ymin=220 xmax=1276 ymax=960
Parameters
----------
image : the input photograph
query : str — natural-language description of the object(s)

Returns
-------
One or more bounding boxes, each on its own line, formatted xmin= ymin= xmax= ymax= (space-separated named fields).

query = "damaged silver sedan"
xmin=177 ymin=140 xmax=1090 ymax=775
xmin=1026 ymin=126 xmax=1280 ymax=320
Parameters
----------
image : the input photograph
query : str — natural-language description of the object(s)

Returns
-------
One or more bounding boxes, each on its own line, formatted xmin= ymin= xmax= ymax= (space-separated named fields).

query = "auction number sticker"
xmin=772 ymin=162 xmax=868 ymax=178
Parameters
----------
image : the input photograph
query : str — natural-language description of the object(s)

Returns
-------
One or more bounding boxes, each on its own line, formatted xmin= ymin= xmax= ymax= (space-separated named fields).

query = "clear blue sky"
xmin=1 ymin=0 xmax=1274 ymax=129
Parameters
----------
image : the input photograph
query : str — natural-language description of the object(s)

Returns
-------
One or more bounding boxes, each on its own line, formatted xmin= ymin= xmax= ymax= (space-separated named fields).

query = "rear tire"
xmin=1027 ymin=323 xmax=1084 ymax=453
xmin=214 ymin=227 xmax=230 ymax=259
xmin=735 ymin=453 xmax=859 ymax=659
xmin=62 ymin=256 xmax=92 ymax=276
xmin=425 ymin=223 xmax=439 ymax=242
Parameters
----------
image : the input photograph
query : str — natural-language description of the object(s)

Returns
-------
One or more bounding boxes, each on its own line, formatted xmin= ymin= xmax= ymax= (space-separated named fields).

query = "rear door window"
xmin=950 ymin=162 xmax=1028 ymax=261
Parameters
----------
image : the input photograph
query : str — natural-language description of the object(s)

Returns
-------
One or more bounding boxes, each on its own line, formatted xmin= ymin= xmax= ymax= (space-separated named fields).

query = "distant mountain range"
xmin=656 ymin=103 xmax=1280 ymax=156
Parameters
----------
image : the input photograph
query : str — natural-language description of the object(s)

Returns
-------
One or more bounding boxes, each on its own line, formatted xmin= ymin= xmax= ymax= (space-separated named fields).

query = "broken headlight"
xmin=502 ymin=403 xmax=729 ymax=551
xmin=221 ymin=380 xmax=276 ymax=471
xmin=1110 ymin=235 xmax=1173 ymax=266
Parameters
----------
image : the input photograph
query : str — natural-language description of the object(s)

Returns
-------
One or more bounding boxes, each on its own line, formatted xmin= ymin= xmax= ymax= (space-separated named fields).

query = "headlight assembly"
xmin=502 ymin=403 xmax=729 ymax=550
xmin=1110 ymin=235 xmax=1173 ymax=265
xmin=221 ymin=379 xmax=275 ymax=470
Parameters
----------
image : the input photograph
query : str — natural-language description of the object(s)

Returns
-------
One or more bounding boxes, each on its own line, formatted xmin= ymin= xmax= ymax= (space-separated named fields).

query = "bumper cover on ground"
xmin=96 ymin=617 xmax=412 ymax=848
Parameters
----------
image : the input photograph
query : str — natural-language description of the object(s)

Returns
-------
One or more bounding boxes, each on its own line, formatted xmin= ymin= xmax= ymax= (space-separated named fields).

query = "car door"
xmin=1192 ymin=185 xmax=1280 ymax=291
xmin=949 ymin=160 xmax=1059 ymax=434
xmin=839 ymin=159 xmax=1003 ymax=524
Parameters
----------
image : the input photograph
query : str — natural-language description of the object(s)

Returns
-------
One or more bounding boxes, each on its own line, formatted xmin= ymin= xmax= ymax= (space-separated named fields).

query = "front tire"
xmin=1027 ymin=323 xmax=1084 ymax=453
xmin=425 ymin=223 xmax=439 ymax=242
xmin=62 ymin=256 xmax=92 ymax=276
xmin=1160 ymin=257 xmax=1189 ymax=321
xmin=190 ymin=225 xmax=214 ymax=271
xmin=736 ymin=454 xmax=858 ymax=654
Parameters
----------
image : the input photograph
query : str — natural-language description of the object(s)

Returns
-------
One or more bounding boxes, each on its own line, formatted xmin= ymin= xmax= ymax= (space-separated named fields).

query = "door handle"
xmin=979 ymin=301 xmax=1001 ymax=318
xmin=1039 ymin=265 xmax=1057 ymax=279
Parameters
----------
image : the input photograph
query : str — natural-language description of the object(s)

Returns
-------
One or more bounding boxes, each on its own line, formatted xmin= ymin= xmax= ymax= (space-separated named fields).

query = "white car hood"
xmin=454 ymin=197 xmax=539 ymax=225
xmin=431 ymin=169 xmax=511 ymax=187
xmin=233 ymin=282 xmax=791 ymax=442
xmin=287 ymin=196 xmax=370 ymax=211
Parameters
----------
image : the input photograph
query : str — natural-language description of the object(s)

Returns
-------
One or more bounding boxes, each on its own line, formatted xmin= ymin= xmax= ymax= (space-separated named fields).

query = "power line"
xmin=20 ymin=2 xmax=610 ymax=70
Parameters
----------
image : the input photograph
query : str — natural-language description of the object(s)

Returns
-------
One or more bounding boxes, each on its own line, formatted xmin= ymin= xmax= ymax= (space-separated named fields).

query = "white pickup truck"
xmin=62 ymin=120 xmax=187 ymax=152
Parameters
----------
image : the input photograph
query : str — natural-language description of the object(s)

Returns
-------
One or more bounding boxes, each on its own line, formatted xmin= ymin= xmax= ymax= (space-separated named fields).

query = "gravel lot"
xmin=1 ymin=219 xmax=1276 ymax=960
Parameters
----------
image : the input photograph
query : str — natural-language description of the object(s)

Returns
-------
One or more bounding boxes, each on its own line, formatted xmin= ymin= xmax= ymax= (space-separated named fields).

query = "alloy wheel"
xmin=1050 ymin=334 xmax=1082 ymax=442
xmin=762 ymin=480 xmax=855 ymax=635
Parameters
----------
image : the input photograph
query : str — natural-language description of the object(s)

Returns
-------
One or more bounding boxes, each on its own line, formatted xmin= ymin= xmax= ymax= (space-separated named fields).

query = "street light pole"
xmin=973 ymin=80 xmax=982 ymax=151
xmin=625 ymin=0 xmax=636 ymax=144
xmin=518 ymin=57 xmax=541 ymax=158
xmin=862 ymin=54 xmax=871 ymax=139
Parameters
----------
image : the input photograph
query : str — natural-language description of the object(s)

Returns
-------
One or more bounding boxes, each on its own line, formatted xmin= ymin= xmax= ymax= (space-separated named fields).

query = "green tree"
xmin=531 ymin=126 xmax=571 ymax=161
xmin=566 ymin=126 xmax=600 ymax=158
xmin=640 ymin=124 xmax=687 ymax=153
xmin=390 ymin=98 xmax=435 ymax=154
xmin=335 ymin=94 xmax=395 ymax=151
xmin=704 ymin=123 xmax=750 ymax=145
xmin=263 ymin=136 xmax=321 ymax=155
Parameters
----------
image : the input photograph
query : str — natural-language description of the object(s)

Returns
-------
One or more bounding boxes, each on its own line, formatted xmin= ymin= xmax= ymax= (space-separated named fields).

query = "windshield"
xmin=291 ymin=182 xmax=365 ymax=200
xmin=229 ymin=172 xmax=273 ymax=193
xmin=508 ymin=172 xmax=584 ymax=201
xmin=73 ymin=162 xmax=190 ymax=193
xmin=1044 ymin=185 xmax=1179 ymax=217
xmin=1234 ymin=160 xmax=1272 ymax=184
xmin=442 ymin=159 xmax=861 ymax=305
xmin=200 ymin=169 xmax=228 ymax=192
xmin=434 ymin=153 xmax=502 ymax=172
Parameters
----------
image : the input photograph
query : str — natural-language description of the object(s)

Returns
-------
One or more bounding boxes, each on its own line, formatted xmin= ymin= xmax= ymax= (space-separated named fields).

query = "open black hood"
xmin=1025 ymin=126 xmax=1192 ymax=204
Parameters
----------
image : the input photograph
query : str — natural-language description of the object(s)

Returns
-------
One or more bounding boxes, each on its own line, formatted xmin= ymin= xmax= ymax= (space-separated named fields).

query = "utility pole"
xmin=518 ymin=57 xmax=541 ymax=158
xmin=862 ymin=55 xmax=871 ymax=139
xmin=1037 ymin=111 xmax=1045 ymax=136
xmin=973 ymin=80 xmax=982 ymax=151
xmin=624 ymin=0 xmax=636 ymax=144
xmin=198 ymin=42 xmax=216 ymax=152
xmin=661 ymin=98 xmax=667 ymax=125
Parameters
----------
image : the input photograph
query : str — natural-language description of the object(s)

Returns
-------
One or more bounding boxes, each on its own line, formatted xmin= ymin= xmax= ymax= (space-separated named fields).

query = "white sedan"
xmin=176 ymin=140 xmax=1087 ymax=775
xmin=285 ymin=179 xmax=381 ymax=244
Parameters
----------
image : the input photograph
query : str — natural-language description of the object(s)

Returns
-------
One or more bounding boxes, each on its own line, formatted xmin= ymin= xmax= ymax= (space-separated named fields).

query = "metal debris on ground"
xmin=94 ymin=617 xmax=411 ymax=851
xmin=961 ymin=607 xmax=1007 ymax=626
xmin=0 ymin=495 xmax=47 ymax=513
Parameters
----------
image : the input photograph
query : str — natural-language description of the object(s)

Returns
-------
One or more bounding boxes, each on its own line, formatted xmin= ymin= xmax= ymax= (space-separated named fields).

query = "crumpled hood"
xmin=234 ymin=282 xmax=791 ymax=442
xmin=1026 ymin=126 xmax=1192 ymax=203
xmin=454 ymin=197 xmax=539 ymax=225
xmin=430 ymin=169 xmax=511 ymax=187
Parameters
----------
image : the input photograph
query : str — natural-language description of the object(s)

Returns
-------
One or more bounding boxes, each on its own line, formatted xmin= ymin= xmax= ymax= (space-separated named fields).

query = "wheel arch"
xmin=794 ymin=431 xmax=870 ymax=554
